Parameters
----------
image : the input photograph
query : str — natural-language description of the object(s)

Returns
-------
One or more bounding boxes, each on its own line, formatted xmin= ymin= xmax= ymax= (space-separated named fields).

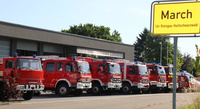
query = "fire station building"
xmin=0 ymin=21 xmax=134 ymax=61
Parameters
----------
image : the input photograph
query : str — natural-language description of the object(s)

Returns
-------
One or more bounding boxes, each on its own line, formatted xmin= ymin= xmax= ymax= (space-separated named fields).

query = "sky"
xmin=0 ymin=0 xmax=199 ymax=59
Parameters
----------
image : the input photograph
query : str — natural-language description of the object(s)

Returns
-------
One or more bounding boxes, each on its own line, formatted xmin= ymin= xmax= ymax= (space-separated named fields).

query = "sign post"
xmin=172 ymin=37 xmax=178 ymax=109
xmin=150 ymin=1 xmax=200 ymax=109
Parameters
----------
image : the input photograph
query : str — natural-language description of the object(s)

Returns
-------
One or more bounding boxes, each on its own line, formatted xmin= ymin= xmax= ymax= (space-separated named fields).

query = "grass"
xmin=0 ymin=101 xmax=9 ymax=105
xmin=180 ymin=93 xmax=200 ymax=109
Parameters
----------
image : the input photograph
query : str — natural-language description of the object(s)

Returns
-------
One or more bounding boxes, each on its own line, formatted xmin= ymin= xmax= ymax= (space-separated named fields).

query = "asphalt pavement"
xmin=0 ymin=92 xmax=199 ymax=109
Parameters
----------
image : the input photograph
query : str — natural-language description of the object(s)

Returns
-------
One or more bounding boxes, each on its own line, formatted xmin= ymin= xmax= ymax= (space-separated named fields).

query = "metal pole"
xmin=167 ymin=42 xmax=168 ymax=64
xmin=173 ymin=37 xmax=178 ymax=109
xmin=160 ymin=41 xmax=162 ymax=64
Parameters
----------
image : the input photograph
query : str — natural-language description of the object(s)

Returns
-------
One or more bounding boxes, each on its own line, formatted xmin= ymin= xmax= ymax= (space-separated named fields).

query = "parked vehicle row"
xmin=1 ymin=55 xmax=200 ymax=100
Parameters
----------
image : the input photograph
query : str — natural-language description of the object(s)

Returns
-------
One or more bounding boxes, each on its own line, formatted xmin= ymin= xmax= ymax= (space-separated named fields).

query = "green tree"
xmin=194 ymin=44 xmax=200 ymax=76
xmin=134 ymin=28 xmax=148 ymax=61
xmin=176 ymin=50 xmax=184 ymax=72
xmin=181 ymin=53 xmax=195 ymax=73
xmin=134 ymin=28 xmax=185 ymax=72
xmin=144 ymin=33 xmax=173 ymax=65
xmin=61 ymin=23 xmax=122 ymax=42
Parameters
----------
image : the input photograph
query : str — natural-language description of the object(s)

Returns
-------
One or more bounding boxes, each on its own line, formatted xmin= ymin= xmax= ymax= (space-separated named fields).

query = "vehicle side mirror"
xmin=90 ymin=68 xmax=92 ymax=72
xmin=78 ymin=66 xmax=82 ymax=73
xmin=11 ymin=71 xmax=14 ymax=77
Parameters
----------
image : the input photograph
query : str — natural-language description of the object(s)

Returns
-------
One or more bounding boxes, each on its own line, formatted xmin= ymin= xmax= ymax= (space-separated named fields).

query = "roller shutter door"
xmin=17 ymin=40 xmax=38 ymax=51
xmin=0 ymin=38 xmax=10 ymax=58
xmin=77 ymin=47 xmax=124 ymax=58
xmin=44 ymin=43 xmax=63 ymax=54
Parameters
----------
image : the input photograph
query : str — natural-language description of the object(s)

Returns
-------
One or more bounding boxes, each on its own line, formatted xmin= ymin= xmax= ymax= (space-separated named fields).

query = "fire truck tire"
xmin=23 ymin=91 xmax=33 ymax=100
xmin=0 ymin=82 xmax=3 ymax=101
xmin=57 ymin=84 xmax=70 ymax=97
xmin=122 ymin=83 xmax=131 ymax=94
xmin=73 ymin=89 xmax=83 ymax=96
xmin=92 ymin=83 xmax=102 ymax=95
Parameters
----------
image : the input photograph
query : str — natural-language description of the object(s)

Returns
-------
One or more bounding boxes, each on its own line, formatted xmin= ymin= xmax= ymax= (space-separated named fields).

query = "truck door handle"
xmin=45 ymin=75 xmax=48 ymax=77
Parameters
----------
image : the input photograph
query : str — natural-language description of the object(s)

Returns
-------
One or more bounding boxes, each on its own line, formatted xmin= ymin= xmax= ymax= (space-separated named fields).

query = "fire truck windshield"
xmin=77 ymin=62 xmax=91 ymax=74
xmin=157 ymin=66 xmax=166 ymax=75
xmin=168 ymin=67 xmax=173 ymax=75
xmin=109 ymin=64 xmax=121 ymax=75
xmin=138 ymin=66 xmax=148 ymax=75
xmin=16 ymin=58 xmax=42 ymax=70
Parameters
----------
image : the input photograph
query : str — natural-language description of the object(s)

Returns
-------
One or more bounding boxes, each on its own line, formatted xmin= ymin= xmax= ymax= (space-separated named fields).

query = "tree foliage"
xmin=181 ymin=53 xmax=195 ymax=73
xmin=134 ymin=28 xmax=186 ymax=72
xmin=134 ymin=28 xmax=148 ymax=61
xmin=194 ymin=44 xmax=200 ymax=76
xmin=61 ymin=23 xmax=122 ymax=42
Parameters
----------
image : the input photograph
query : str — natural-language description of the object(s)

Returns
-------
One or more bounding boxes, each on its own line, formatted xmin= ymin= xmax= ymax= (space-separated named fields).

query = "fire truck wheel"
xmin=23 ymin=91 xmax=33 ymax=100
xmin=122 ymin=83 xmax=131 ymax=94
xmin=57 ymin=84 xmax=70 ymax=97
xmin=92 ymin=83 xmax=102 ymax=95
xmin=73 ymin=89 xmax=83 ymax=96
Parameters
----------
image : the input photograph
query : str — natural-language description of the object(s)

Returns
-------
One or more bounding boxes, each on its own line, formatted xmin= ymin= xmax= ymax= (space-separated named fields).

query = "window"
xmin=90 ymin=65 xmax=92 ymax=72
xmin=46 ymin=63 xmax=55 ymax=72
xmin=148 ymin=67 xmax=156 ymax=74
xmin=128 ymin=66 xmax=133 ymax=74
xmin=16 ymin=58 xmax=42 ymax=70
xmin=98 ymin=64 xmax=107 ymax=73
xmin=120 ymin=65 xmax=124 ymax=73
xmin=128 ymin=66 xmax=136 ymax=74
xmin=5 ymin=60 xmax=15 ymax=68
xmin=65 ymin=63 xmax=72 ymax=72
xmin=57 ymin=62 xmax=63 ymax=71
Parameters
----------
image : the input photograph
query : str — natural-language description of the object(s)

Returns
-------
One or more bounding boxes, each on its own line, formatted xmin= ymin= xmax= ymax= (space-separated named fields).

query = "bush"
xmin=0 ymin=76 xmax=21 ymax=101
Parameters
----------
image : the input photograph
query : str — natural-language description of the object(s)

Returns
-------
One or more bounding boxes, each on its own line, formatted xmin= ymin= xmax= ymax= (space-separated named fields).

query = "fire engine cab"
xmin=146 ymin=63 xmax=167 ymax=92
xmin=163 ymin=64 xmax=179 ymax=92
xmin=85 ymin=58 xmax=122 ymax=95
xmin=41 ymin=56 xmax=92 ymax=97
xmin=118 ymin=61 xmax=150 ymax=94
xmin=0 ymin=53 xmax=44 ymax=100
xmin=178 ymin=71 xmax=200 ymax=92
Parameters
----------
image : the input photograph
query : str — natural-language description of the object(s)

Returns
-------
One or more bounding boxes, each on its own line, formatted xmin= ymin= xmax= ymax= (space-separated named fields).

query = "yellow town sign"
xmin=152 ymin=1 xmax=200 ymax=35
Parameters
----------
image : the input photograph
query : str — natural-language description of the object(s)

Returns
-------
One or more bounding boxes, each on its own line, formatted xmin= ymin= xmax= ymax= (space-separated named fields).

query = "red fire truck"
xmin=146 ymin=63 xmax=167 ymax=93
xmin=118 ymin=61 xmax=150 ymax=94
xmin=0 ymin=54 xmax=44 ymax=100
xmin=41 ymin=56 xmax=92 ymax=97
xmin=178 ymin=71 xmax=200 ymax=92
xmin=84 ymin=58 xmax=122 ymax=95
xmin=163 ymin=64 xmax=179 ymax=92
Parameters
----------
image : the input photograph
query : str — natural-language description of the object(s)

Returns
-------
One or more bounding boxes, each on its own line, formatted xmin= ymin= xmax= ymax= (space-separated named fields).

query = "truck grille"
xmin=81 ymin=78 xmax=91 ymax=83
xmin=140 ymin=79 xmax=149 ymax=82
xmin=159 ymin=79 xmax=166 ymax=82
xmin=111 ymin=78 xmax=121 ymax=83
